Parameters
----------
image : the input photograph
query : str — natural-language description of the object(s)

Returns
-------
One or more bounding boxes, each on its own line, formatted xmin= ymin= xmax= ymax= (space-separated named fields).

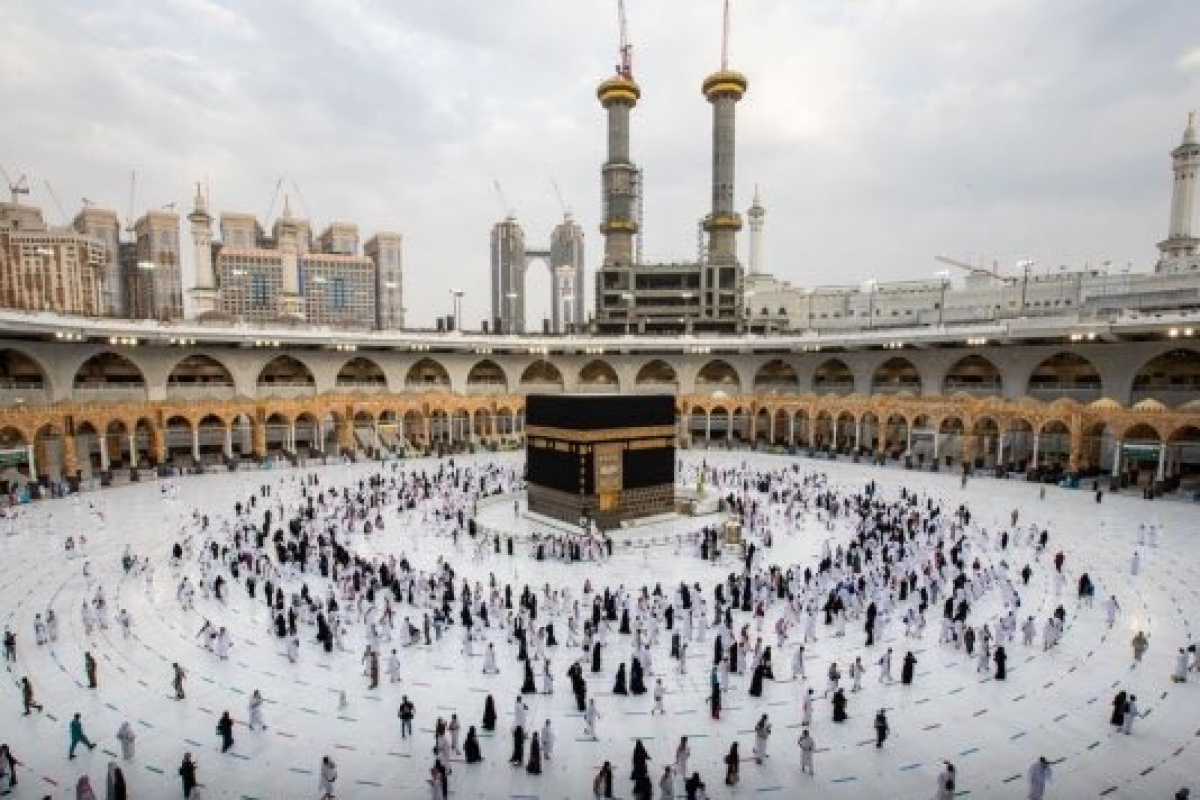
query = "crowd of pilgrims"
xmin=163 ymin=456 xmax=1086 ymax=798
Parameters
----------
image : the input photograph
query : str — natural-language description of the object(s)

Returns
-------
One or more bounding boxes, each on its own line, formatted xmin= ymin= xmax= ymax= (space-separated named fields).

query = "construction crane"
xmin=42 ymin=180 xmax=69 ymax=225
xmin=550 ymin=179 xmax=571 ymax=219
xmin=721 ymin=0 xmax=732 ymax=71
xmin=935 ymin=255 xmax=1005 ymax=280
xmin=616 ymin=0 xmax=633 ymax=79
xmin=125 ymin=170 xmax=137 ymax=233
xmin=0 ymin=165 xmax=29 ymax=204
xmin=493 ymin=180 xmax=514 ymax=220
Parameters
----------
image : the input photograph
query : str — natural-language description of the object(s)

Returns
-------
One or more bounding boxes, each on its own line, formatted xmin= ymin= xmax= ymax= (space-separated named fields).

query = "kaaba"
xmin=525 ymin=394 xmax=676 ymax=531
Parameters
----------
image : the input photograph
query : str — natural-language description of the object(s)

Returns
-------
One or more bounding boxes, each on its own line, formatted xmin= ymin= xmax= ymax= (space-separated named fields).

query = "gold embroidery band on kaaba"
xmin=524 ymin=424 xmax=677 ymax=443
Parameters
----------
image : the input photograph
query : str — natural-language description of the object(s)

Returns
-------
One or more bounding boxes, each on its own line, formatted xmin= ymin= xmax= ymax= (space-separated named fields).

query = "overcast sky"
xmin=2 ymin=0 xmax=1198 ymax=327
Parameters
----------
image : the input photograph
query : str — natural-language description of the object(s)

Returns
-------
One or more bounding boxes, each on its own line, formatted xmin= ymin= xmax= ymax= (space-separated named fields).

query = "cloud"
xmin=0 ymin=0 xmax=1197 ymax=326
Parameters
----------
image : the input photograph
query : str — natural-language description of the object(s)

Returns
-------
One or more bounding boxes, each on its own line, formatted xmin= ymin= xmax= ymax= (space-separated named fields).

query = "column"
xmin=933 ymin=431 xmax=940 ymax=461
xmin=192 ymin=429 xmax=200 ymax=461
xmin=996 ymin=431 xmax=1005 ymax=467
xmin=705 ymin=413 xmax=711 ymax=443
xmin=224 ymin=427 xmax=233 ymax=459
xmin=854 ymin=419 xmax=862 ymax=450
xmin=289 ymin=423 xmax=296 ymax=451
xmin=316 ymin=421 xmax=324 ymax=451
xmin=831 ymin=421 xmax=838 ymax=450
xmin=1032 ymin=433 xmax=1040 ymax=468
xmin=26 ymin=444 xmax=36 ymax=479
xmin=788 ymin=414 xmax=795 ymax=446
xmin=906 ymin=425 xmax=912 ymax=453
xmin=99 ymin=435 xmax=109 ymax=471
xmin=1110 ymin=440 xmax=1122 ymax=477
xmin=129 ymin=433 xmax=138 ymax=468
xmin=768 ymin=413 xmax=775 ymax=444
xmin=1156 ymin=443 xmax=1166 ymax=482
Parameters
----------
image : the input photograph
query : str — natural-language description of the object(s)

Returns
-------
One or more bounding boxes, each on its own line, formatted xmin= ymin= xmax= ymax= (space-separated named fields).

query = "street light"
xmin=505 ymin=291 xmax=519 ymax=334
xmin=935 ymin=270 xmax=951 ymax=327
xmin=864 ymin=279 xmax=878 ymax=330
xmin=1017 ymin=259 xmax=1037 ymax=314
xmin=450 ymin=288 xmax=464 ymax=332
xmin=561 ymin=293 xmax=574 ymax=333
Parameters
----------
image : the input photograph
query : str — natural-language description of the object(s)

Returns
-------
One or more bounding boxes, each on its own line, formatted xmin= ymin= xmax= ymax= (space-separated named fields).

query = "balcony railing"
xmin=256 ymin=382 xmax=316 ymax=399
xmin=754 ymin=381 xmax=801 ymax=396
xmin=0 ymin=383 xmax=48 ymax=406
xmin=631 ymin=382 xmax=679 ymax=394
xmin=942 ymin=379 xmax=1003 ymax=396
xmin=813 ymin=381 xmax=856 ymax=396
xmin=870 ymin=382 xmax=923 ymax=396
xmin=73 ymin=385 xmax=148 ymax=404
xmin=466 ymin=381 xmax=509 ymax=395
xmin=166 ymin=384 xmax=237 ymax=401
xmin=518 ymin=382 xmax=563 ymax=395
xmin=404 ymin=381 xmax=451 ymax=394
xmin=1130 ymin=388 xmax=1199 ymax=407
xmin=1026 ymin=384 xmax=1102 ymax=402
xmin=335 ymin=381 xmax=388 ymax=395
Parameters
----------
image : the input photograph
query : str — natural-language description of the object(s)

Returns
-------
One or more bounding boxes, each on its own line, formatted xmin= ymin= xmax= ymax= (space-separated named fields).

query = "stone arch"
xmin=1131 ymin=348 xmax=1200 ymax=407
xmin=578 ymin=360 xmax=620 ymax=390
xmin=163 ymin=414 xmax=193 ymax=462
xmin=0 ymin=347 xmax=51 ymax=400
xmin=942 ymin=354 xmax=1003 ymax=396
xmin=754 ymin=359 xmax=798 ymax=394
xmin=466 ymin=359 xmax=509 ymax=394
xmin=882 ymin=412 xmax=909 ymax=456
xmin=812 ymin=358 xmax=854 ymax=396
xmin=336 ymin=356 xmax=389 ymax=391
xmin=635 ymin=360 xmax=679 ymax=388
xmin=196 ymin=414 xmax=227 ymax=460
xmin=166 ymin=354 xmax=237 ymax=400
xmin=695 ymin=359 xmax=741 ymax=394
xmin=1026 ymin=352 xmax=1101 ymax=401
xmin=405 ymin=358 xmax=451 ymax=392
xmin=73 ymin=352 xmax=146 ymax=404
xmin=519 ymin=359 xmax=564 ymax=392
xmin=294 ymin=411 xmax=322 ymax=453
xmin=1036 ymin=419 xmax=1072 ymax=473
xmin=871 ymin=357 xmax=922 ymax=395
xmin=257 ymin=355 xmax=316 ymax=398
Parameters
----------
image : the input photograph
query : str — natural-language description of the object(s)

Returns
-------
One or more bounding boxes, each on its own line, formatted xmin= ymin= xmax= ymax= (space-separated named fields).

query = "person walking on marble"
xmin=178 ymin=752 xmax=199 ymax=799
xmin=248 ymin=690 xmax=267 ymax=731
xmin=116 ymin=720 xmax=136 ymax=760
xmin=68 ymin=713 xmax=97 ymax=759
xmin=172 ymin=662 xmax=187 ymax=700
xmin=798 ymin=728 xmax=815 ymax=776
xmin=1027 ymin=756 xmax=1052 ymax=799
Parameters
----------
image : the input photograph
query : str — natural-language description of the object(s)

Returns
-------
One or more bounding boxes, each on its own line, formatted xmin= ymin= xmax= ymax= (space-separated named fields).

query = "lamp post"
xmin=935 ymin=270 xmax=951 ymax=327
xmin=450 ymin=288 xmax=464 ymax=332
xmin=865 ymin=279 xmax=878 ymax=330
xmin=137 ymin=261 xmax=157 ymax=320
xmin=561 ymin=293 xmax=574 ymax=334
xmin=620 ymin=291 xmax=634 ymax=335
xmin=505 ymin=291 xmax=518 ymax=334
xmin=1017 ymin=259 xmax=1036 ymax=315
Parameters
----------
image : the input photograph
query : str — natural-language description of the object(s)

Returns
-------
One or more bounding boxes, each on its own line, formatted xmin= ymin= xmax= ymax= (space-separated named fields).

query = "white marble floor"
xmin=1 ymin=452 xmax=1197 ymax=799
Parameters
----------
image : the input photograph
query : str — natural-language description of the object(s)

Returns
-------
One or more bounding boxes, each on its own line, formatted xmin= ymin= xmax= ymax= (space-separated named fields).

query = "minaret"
xmin=595 ymin=0 xmax=640 ymax=330
xmin=702 ymin=0 xmax=748 ymax=328
xmin=747 ymin=185 xmax=765 ymax=276
xmin=276 ymin=196 xmax=305 ymax=318
xmin=187 ymin=182 xmax=217 ymax=318
xmin=1158 ymin=112 xmax=1200 ymax=272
